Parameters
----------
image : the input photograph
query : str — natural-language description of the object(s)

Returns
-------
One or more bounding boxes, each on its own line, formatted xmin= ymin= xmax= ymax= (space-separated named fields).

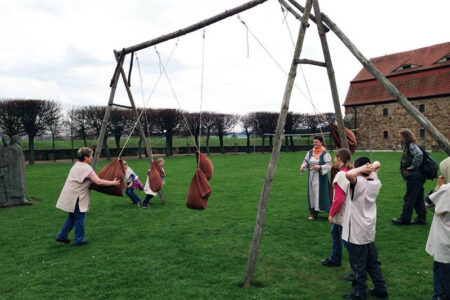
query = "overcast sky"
xmin=1 ymin=0 xmax=448 ymax=116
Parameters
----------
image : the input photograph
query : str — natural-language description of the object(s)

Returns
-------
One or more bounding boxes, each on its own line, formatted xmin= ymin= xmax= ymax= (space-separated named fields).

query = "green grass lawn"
xmin=0 ymin=151 xmax=447 ymax=299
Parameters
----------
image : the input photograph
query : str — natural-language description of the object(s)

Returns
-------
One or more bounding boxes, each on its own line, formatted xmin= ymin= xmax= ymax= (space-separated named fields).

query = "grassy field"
xmin=18 ymin=136 xmax=329 ymax=150
xmin=0 ymin=151 xmax=447 ymax=299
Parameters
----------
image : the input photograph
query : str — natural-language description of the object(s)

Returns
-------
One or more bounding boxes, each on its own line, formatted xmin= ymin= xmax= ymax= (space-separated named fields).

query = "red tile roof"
xmin=344 ymin=42 xmax=450 ymax=106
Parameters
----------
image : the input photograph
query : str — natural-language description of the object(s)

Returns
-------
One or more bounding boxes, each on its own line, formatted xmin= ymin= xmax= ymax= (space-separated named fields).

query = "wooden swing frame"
xmin=92 ymin=0 xmax=450 ymax=288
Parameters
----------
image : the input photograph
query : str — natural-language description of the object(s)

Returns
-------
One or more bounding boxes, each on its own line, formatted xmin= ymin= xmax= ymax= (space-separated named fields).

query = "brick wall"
xmin=344 ymin=96 xmax=449 ymax=151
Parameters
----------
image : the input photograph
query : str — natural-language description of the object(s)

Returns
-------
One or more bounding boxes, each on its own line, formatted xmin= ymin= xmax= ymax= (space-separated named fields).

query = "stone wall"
xmin=345 ymin=96 xmax=450 ymax=150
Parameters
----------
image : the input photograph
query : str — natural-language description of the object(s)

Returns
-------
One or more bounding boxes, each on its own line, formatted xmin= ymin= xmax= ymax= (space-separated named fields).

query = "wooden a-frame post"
xmin=92 ymin=51 xmax=167 ymax=204
xmin=312 ymin=0 xmax=349 ymax=149
xmin=287 ymin=0 xmax=450 ymax=154
xmin=242 ymin=0 xmax=313 ymax=288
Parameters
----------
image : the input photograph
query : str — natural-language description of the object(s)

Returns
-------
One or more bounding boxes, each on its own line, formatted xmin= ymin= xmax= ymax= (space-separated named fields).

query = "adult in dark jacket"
xmin=392 ymin=129 xmax=426 ymax=225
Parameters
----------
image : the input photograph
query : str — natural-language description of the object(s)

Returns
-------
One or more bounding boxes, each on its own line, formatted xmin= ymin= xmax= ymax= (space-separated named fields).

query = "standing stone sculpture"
xmin=0 ymin=135 xmax=31 ymax=207
xmin=0 ymin=135 xmax=11 ymax=206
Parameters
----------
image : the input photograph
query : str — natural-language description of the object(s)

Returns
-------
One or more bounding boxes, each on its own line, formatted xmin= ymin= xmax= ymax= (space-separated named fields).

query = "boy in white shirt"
xmin=341 ymin=157 xmax=388 ymax=299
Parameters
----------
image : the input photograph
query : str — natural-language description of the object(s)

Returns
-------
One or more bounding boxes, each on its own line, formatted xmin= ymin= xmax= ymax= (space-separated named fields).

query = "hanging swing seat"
xmin=90 ymin=158 xmax=125 ymax=196
xmin=329 ymin=123 xmax=357 ymax=153
xmin=186 ymin=168 xmax=212 ymax=210
xmin=186 ymin=151 xmax=214 ymax=210
xmin=149 ymin=161 xmax=165 ymax=193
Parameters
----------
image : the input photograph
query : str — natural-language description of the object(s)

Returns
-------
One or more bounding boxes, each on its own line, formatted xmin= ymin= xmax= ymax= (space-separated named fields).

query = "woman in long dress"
xmin=300 ymin=136 xmax=332 ymax=219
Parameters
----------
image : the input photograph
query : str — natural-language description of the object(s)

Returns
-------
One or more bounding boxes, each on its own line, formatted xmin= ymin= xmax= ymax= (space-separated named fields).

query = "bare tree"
xmin=85 ymin=106 xmax=111 ymax=160
xmin=17 ymin=99 xmax=60 ymax=164
xmin=212 ymin=114 xmax=238 ymax=154
xmin=0 ymin=99 xmax=25 ymax=137
xmin=47 ymin=102 xmax=62 ymax=162
xmin=71 ymin=106 xmax=90 ymax=146
xmin=185 ymin=112 xmax=202 ymax=148
xmin=253 ymin=112 xmax=278 ymax=150
xmin=201 ymin=112 xmax=216 ymax=155
xmin=241 ymin=113 xmax=257 ymax=153
xmin=110 ymin=108 xmax=129 ymax=149
xmin=284 ymin=112 xmax=304 ymax=151
xmin=154 ymin=109 xmax=183 ymax=156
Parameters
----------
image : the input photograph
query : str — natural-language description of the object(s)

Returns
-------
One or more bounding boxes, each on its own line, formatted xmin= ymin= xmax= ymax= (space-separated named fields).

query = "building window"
xmin=436 ymin=55 xmax=450 ymax=63
xmin=383 ymin=131 xmax=388 ymax=139
xmin=420 ymin=129 xmax=425 ymax=139
xmin=419 ymin=104 xmax=425 ymax=113
xmin=383 ymin=108 xmax=388 ymax=116
xmin=395 ymin=63 xmax=419 ymax=71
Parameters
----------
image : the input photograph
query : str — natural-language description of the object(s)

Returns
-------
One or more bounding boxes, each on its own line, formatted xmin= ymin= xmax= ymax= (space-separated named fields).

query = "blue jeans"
xmin=329 ymin=224 xmax=343 ymax=265
xmin=432 ymin=261 xmax=450 ymax=300
xmin=56 ymin=199 xmax=86 ymax=245
xmin=126 ymin=187 xmax=141 ymax=204
xmin=347 ymin=242 xmax=387 ymax=298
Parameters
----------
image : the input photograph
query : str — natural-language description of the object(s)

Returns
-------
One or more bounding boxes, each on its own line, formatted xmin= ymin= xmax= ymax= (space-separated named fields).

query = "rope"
xmin=135 ymin=53 xmax=153 ymax=154
xmin=117 ymin=40 xmax=179 ymax=158
xmin=156 ymin=47 xmax=199 ymax=152
xmin=198 ymin=28 xmax=206 ymax=168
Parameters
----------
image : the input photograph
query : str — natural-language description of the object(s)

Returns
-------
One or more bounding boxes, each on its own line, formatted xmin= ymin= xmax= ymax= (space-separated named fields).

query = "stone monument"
xmin=0 ymin=135 xmax=31 ymax=207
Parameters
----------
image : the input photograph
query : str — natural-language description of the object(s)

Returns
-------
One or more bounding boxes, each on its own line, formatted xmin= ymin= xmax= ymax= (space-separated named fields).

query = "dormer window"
xmin=435 ymin=54 xmax=450 ymax=63
xmin=395 ymin=63 xmax=419 ymax=71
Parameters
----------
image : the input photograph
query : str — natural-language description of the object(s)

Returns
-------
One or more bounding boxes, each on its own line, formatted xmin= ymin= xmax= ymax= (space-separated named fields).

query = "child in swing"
xmin=123 ymin=161 xmax=144 ymax=206
xmin=142 ymin=158 xmax=165 ymax=208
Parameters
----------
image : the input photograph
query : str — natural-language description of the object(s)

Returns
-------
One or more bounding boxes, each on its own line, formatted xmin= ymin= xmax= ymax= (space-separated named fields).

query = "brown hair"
xmin=335 ymin=148 xmax=353 ymax=169
xmin=399 ymin=129 xmax=416 ymax=144
xmin=76 ymin=147 xmax=93 ymax=161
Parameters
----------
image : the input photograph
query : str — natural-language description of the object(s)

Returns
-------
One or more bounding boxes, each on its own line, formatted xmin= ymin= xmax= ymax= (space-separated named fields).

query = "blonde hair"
xmin=76 ymin=147 xmax=93 ymax=161
xmin=122 ymin=160 xmax=128 ymax=166
xmin=335 ymin=148 xmax=353 ymax=169
xmin=156 ymin=158 xmax=165 ymax=163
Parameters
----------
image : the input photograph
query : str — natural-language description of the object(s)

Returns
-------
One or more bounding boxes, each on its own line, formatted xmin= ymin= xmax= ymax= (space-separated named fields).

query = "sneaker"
xmin=142 ymin=203 xmax=150 ymax=208
xmin=342 ymin=292 xmax=366 ymax=299
xmin=391 ymin=218 xmax=410 ymax=225
xmin=369 ymin=288 xmax=389 ymax=298
xmin=320 ymin=258 xmax=341 ymax=267
xmin=411 ymin=218 xmax=426 ymax=225
xmin=74 ymin=241 xmax=88 ymax=246
xmin=56 ymin=238 xmax=70 ymax=244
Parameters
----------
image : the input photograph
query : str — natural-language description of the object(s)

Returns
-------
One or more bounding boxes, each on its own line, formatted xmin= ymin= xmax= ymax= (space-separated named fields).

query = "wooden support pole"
xmin=309 ymin=6 xmax=450 ymax=154
xmin=278 ymin=0 xmax=307 ymax=24
xmin=286 ymin=0 xmax=329 ymax=32
xmin=242 ymin=0 xmax=313 ymax=289
xmin=312 ymin=0 xmax=349 ymax=150
xmin=117 ymin=0 xmax=268 ymax=56
xmin=114 ymin=51 xmax=167 ymax=205
xmin=92 ymin=54 xmax=125 ymax=170
xmin=294 ymin=58 xmax=326 ymax=67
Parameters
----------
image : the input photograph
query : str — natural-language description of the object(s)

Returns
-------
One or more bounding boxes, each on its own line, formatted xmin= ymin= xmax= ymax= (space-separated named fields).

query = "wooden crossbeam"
xmin=294 ymin=58 xmax=326 ymax=67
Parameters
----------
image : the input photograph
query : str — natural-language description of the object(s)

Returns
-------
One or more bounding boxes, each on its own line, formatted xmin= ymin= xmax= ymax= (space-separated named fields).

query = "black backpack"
xmin=418 ymin=146 xmax=438 ymax=180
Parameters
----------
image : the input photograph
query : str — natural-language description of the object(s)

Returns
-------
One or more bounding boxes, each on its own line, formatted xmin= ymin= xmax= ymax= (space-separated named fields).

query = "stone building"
xmin=343 ymin=42 xmax=450 ymax=151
